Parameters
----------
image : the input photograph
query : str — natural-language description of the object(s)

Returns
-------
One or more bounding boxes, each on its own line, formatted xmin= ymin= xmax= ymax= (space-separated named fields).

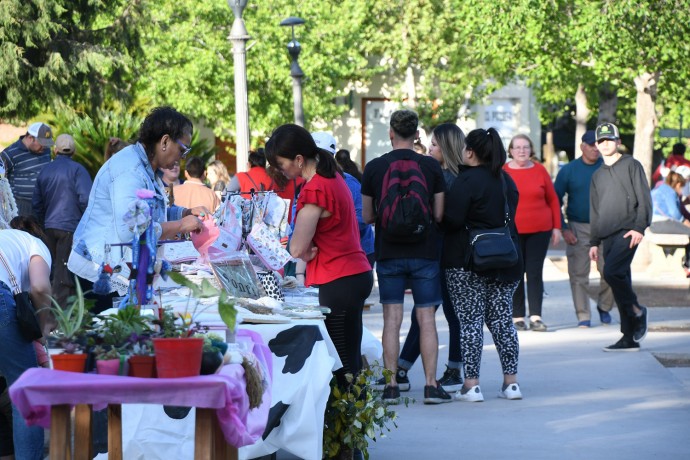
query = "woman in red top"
xmin=265 ymin=124 xmax=373 ymax=387
xmin=503 ymin=134 xmax=562 ymax=332
xmin=227 ymin=149 xmax=274 ymax=196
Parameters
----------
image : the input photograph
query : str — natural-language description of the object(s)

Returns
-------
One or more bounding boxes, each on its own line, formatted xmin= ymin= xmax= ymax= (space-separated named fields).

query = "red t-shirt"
xmin=237 ymin=167 xmax=273 ymax=196
xmin=296 ymin=174 xmax=370 ymax=286
xmin=503 ymin=162 xmax=561 ymax=234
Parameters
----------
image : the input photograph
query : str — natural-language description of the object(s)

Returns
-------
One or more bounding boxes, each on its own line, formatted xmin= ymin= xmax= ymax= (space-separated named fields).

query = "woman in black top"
xmin=443 ymin=127 xmax=523 ymax=402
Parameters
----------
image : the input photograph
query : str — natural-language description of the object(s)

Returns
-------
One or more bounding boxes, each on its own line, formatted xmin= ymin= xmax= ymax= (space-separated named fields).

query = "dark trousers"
xmin=512 ymin=230 xmax=551 ymax=318
xmin=44 ymin=228 xmax=75 ymax=308
xmin=602 ymin=230 xmax=640 ymax=340
xmin=319 ymin=271 xmax=373 ymax=388
xmin=399 ymin=274 xmax=462 ymax=368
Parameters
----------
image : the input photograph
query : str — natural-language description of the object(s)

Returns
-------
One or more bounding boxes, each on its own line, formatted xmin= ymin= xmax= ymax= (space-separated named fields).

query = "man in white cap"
xmin=0 ymin=122 xmax=54 ymax=216
xmin=33 ymin=134 xmax=92 ymax=306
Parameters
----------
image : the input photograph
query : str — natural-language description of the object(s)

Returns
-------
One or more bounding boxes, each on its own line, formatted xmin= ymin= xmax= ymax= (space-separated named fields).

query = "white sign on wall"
xmin=483 ymin=99 xmax=519 ymax=148
xmin=363 ymin=99 xmax=400 ymax=165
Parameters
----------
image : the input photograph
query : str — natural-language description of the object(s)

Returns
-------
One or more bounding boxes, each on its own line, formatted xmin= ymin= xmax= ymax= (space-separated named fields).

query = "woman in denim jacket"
xmin=68 ymin=107 xmax=207 ymax=302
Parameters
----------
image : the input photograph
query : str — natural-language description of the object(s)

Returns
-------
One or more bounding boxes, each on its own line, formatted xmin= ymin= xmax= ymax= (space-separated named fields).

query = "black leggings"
xmin=319 ymin=271 xmax=373 ymax=387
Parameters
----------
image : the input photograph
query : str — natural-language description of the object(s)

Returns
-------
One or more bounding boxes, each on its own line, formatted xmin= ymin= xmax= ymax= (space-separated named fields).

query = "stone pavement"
xmin=279 ymin=248 xmax=690 ymax=459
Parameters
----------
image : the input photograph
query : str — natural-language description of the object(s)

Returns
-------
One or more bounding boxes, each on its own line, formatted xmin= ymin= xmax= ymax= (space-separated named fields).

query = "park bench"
xmin=633 ymin=230 xmax=690 ymax=277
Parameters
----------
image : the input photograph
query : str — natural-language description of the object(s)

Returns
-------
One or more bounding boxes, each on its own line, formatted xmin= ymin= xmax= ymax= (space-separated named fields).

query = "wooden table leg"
xmin=107 ymin=404 xmax=123 ymax=460
xmin=194 ymin=408 xmax=214 ymax=459
xmin=212 ymin=414 xmax=238 ymax=460
xmin=74 ymin=404 xmax=93 ymax=460
xmin=50 ymin=404 xmax=71 ymax=460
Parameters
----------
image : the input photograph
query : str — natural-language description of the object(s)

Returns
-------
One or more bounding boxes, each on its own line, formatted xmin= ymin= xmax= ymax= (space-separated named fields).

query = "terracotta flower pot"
xmin=51 ymin=353 xmax=88 ymax=373
xmin=128 ymin=355 xmax=156 ymax=378
xmin=153 ymin=338 xmax=203 ymax=378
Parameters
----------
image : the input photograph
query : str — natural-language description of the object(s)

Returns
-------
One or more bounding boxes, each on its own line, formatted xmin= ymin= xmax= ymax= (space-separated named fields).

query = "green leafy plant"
xmin=323 ymin=367 xmax=410 ymax=459
xmin=96 ymin=305 xmax=154 ymax=346
xmin=163 ymin=271 xmax=237 ymax=336
xmin=49 ymin=279 xmax=94 ymax=353
xmin=92 ymin=345 xmax=122 ymax=361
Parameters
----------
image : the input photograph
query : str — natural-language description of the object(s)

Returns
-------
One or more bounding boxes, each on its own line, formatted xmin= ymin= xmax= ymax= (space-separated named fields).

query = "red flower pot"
xmin=152 ymin=338 xmax=203 ymax=378
xmin=96 ymin=358 xmax=123 ymax=376
xmin=51 ymin=353 xmax=87 ymax=373
xmin=128 ymin=355 xmax=156 ymax=378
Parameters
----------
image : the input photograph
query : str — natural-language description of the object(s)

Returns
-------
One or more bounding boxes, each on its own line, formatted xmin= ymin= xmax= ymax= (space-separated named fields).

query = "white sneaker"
xmin=498 ymin=383 xmax=522 ymax=400
xmin=454 ymin=385 xmax=484 ymax=402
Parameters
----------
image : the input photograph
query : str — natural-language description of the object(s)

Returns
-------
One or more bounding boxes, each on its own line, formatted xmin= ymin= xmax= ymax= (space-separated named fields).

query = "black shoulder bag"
xmin=467 ymin=174 xmax=519 ymax=271
xmin=0 ymin=250 xmax=44 ymax=341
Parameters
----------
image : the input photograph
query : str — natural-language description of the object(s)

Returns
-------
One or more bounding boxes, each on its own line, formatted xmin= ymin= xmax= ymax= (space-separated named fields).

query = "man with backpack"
xmin=362 ymin=109 xmax=450 ymax=404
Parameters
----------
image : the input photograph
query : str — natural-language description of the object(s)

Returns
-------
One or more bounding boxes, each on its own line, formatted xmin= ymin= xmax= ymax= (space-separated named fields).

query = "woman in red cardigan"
xmin=503 ymin=135 xmax=562 ymax=332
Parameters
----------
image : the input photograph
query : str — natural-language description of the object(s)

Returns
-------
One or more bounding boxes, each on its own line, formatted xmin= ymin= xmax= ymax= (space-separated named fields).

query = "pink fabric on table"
xmin=9 ymin=329 xmax=272 ymax=449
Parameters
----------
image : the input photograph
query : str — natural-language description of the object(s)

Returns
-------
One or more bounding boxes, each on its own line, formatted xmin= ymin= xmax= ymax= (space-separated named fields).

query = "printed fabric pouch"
xmin=255 ymin=270 xmax=285 ymax=301
xmin=262 ymin=192 xmax=290 ymax=238
xmin=246 ymin=222 xmax=293 ymax=271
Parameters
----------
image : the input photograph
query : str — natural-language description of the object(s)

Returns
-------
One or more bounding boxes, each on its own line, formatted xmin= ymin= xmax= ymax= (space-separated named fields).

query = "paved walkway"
xmin=279 ymin=249 xmax=690 ymax=459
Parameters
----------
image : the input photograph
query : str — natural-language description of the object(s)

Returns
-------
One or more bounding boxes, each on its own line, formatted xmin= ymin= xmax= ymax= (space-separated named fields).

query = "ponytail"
xmin=465 ymin=127 xmax=507 ymax=177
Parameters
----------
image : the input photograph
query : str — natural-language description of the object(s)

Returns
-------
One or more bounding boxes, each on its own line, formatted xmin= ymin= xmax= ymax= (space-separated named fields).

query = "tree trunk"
xmin=598 ymin=82 xmax=618 ymax=123
xmin=633 ymin=71 xmax=659 ymax=185
xmin=574 ymin=84 xmax=590 ymax=159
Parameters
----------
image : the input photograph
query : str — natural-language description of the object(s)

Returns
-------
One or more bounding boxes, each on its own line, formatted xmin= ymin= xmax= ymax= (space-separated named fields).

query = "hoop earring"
xmin=299 ymin=163 xmax=303 ymax=169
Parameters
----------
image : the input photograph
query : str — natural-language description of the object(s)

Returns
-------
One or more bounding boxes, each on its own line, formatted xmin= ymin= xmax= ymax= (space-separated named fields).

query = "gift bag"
xmin=246 ymin=222 xmax=293 ymax=271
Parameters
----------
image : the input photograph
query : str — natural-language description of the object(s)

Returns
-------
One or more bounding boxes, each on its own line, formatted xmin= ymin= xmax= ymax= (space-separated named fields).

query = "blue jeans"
xmin=0 ymin=282 xmax=44 ymax=460
xmin=376 ymin=258 xmax=442 ymax=307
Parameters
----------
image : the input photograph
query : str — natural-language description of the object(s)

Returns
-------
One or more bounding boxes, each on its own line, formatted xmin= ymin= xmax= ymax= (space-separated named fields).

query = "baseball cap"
xmin=311 ymin=131 xmax=337 ymax=155
xmin=27 ymin=122 xmax=54 ymax=147
xmin=581 ymin=130 xmax=596 ymax=145
xmin=55 ymin=134 xmax=76 ymax=154
xmin=595 ymin=123 xmax=620 ymax=141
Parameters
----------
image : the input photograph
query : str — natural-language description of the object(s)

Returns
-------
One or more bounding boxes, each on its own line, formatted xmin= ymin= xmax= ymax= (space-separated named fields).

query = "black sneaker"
xmin=437 ymin=366 xmax=463 ymax=392
xmin=423 ymin=384 xmax=452 ymax=404
xmin=603 ymin=337 xmax=640 ymax=352
xmin=633 ymin=306 xmax=648 ymax=343
xmin=372 ymin=368 xmax=410 ymax=392
xmin=514 ymin=320 xmax=528 ymax=331
xmin=381 ymin=385 xmax=400 ymax=405
xmin=396 ymin=368 xmax=411 ymax=392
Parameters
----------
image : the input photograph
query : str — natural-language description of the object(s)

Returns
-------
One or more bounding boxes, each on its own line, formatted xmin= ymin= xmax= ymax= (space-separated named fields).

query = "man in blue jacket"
xmin=33 ymin=134 xmax=92 ymax=306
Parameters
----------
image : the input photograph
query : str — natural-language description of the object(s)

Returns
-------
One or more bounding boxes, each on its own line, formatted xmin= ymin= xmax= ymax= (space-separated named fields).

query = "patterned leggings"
xmin=445 ymin=268 xmax=519 ymax=380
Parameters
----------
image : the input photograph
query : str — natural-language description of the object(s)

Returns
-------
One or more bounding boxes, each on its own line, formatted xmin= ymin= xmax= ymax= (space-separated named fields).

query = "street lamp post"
xmin=228 ymin=0 xmax=250 ymax=173
xmin=280 ymin=17 xmax=305 ymax=127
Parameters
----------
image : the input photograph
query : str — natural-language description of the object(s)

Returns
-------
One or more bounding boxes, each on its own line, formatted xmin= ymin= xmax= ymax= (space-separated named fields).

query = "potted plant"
xmin=198 ymin=333 xmax=225 ymax=375
xmin=152 ymin=272 xmax=236 ymax=378
xmin=93 ymin=345 xmax=126 ymax=375
xmin=323 ymin=368 xmax=410 ymax=460
xmin=126 ymin=334 xmax=156 ymax=378
xmin=49 ymin=280 xmax=94 ymax=372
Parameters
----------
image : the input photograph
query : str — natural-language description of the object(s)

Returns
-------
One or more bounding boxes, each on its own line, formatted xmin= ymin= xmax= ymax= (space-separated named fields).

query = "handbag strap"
xmin=0 ymin=250 xmax=21 ymax=295
xmin=500 ymin=173 xmax=510 ymax=227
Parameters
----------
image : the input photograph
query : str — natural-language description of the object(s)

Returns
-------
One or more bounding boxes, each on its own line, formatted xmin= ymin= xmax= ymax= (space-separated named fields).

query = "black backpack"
xmin=377 ymin=154 xmax=432 ymax=243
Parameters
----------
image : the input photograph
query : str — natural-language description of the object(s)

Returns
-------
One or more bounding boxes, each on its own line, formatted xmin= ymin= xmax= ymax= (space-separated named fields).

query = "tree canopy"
xmin=2 ymin=0 xmax=690 ymax=176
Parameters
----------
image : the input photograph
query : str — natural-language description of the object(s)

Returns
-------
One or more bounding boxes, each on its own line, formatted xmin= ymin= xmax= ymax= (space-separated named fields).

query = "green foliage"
xmin=0 ymin=0 xmax=147 ymax=121
xmin=323 ymin=368 xmax=409 ymax=459
xmin=49 ymin=278 xmax=94 ymax=353
xmin=92 ymin=345 xmax=123 ymax=361
xmin=165 ymin=271 xmax=237 ymax=335
xmin=96 ymin=305 xmax=154 ymax=346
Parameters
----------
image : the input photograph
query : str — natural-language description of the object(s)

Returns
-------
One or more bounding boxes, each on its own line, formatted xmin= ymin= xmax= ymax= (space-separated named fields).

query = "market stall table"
xmin=9 ymin=330 xmax=271 ymax=460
